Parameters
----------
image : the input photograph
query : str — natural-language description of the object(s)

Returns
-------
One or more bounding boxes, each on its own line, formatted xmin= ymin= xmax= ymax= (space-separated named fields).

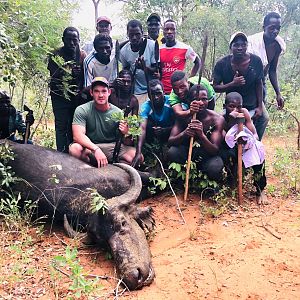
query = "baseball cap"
xmin=229 ymin=32 xmax=247 ymax=47
xmin=91 ymin=77 xmax=109 ymax=88
xmin=147 ymin=13 xmax=161 ymax=23
xmin=0 ymin=90 xmax=10 ymax=100
xmin=96 ymin=16 xmax=111 ymax=25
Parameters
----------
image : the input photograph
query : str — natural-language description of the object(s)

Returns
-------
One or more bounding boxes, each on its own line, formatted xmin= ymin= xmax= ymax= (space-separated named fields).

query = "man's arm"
xmin=72 ymin=124 xmax=109 ymax=168
xmin=119 ymin=49 xmax=131 ymax=70
xmin=131 ymin=119 xmax=147 ymax=168
xmin=190 ymin=56 xmax=201 ymax=77
xmin=73 ymin=124 xmax=98 ymax=152
xmin=131 ymin=95 xmax=139 ymax=116
xmin=213 ymin=71 xmax=245 ymax=93
xmin=168 ymin=120 xmax=189 ymax=146
xmin=242 ymin=108 xmax=259 ymax=139
xmin=172 ymin=104 xmax=192 ymax=119
xmin=172 ymin=100 xmax=201 ymax=119
xmin=268 ymin=48 xmax=284 ymax=109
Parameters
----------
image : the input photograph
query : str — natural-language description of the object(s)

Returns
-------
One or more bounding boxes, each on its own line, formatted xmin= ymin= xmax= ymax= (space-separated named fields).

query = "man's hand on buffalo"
xmin=93 ymin=147 xmax=108 ymax=168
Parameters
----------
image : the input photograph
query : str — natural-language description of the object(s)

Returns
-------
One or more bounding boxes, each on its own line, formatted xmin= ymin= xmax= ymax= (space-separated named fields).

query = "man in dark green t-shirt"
xmin=69 ymin=77 xmax=136 ymax=168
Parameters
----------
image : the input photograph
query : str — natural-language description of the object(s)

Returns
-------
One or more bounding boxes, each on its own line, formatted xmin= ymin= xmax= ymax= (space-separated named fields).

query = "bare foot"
xmin=256 ymin=191 xmax=269 ymax=205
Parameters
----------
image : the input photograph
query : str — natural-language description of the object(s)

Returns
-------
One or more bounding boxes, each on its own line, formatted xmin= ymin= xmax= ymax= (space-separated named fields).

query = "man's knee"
xmin=121 ymin=148 xmax=139 ymax=164
xmin=203 ymin=156 xmax=224 ymax=181
xmin=167 ymin=146 xmax=186 ymax=164
xmin=69 ymin=143 xmax=84 ymax=158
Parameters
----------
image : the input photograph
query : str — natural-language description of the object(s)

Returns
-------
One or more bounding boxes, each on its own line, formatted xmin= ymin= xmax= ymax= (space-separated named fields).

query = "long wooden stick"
xmin=237 ymin=113 xmax=245 ymax=205
xmin=184 ymin=114 xmax=196 ymax=201
xmin=184 ymin=33 xmax=208 ymax=201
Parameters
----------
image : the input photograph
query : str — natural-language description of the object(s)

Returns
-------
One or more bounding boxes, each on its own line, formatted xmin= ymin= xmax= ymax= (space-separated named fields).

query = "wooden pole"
xmin=183 ymin=33 xmax=208 ymax=201
xmin=184 ymin=114 xmax=196 ymax=201
xmin=237 ymin=113 xmax=245 ymax=205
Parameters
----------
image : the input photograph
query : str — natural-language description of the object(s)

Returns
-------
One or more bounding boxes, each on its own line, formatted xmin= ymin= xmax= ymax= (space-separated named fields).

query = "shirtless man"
xmin=167 ymin=85 xmax=225 ymax=181
xmin=248 ymin=12 xmax=286 ymax=108
xmin=109 ymin=69 xmax=139 ymax=116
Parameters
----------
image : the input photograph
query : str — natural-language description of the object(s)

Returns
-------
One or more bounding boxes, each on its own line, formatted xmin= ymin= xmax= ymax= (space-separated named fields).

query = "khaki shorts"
xmin=135 ymin=93 xmax=148 ymax=109
xmin=95 ymin=142 xmax=135 ymax=162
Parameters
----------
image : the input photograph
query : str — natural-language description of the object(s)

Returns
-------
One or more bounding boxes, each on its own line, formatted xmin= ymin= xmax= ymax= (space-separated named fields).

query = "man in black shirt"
xmin=48 ymin=27 xmax=86 ymax=153
xmin=213 ymin=32 xmax=269 ymax=140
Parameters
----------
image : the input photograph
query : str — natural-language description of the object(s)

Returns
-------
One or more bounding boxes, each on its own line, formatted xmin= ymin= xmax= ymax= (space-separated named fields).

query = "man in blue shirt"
xmin=132 ymin=79 xmax=174 ymax=167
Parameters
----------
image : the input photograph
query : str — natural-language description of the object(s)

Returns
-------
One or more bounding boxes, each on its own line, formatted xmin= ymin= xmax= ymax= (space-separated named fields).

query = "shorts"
xmin=95 ymin=142 xmax=135 ymax=162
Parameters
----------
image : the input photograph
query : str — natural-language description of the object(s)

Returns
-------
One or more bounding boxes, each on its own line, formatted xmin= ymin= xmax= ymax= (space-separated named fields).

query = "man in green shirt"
xmin=69 ymin=77 xmax=136 ymax=168
xmin=169 ymin=70 xmax=216 ymax=119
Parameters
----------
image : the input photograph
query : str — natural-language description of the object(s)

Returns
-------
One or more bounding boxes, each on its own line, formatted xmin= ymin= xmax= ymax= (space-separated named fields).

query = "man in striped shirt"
xmin=83 ymin=34 xmax=117 ymax=87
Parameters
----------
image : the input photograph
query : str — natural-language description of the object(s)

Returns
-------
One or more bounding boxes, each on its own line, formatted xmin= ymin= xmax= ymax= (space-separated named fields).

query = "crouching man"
xmin=132 ymin=79 xmax=175 ymax=167
xmin=167 ymin=85 xmax=225 ymax=182
xmin=69 ymin=77 xmax=136 ymax=168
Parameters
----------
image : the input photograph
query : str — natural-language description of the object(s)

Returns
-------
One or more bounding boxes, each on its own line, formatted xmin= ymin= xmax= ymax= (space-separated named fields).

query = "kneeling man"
xmin=69 ymin=77 xmax=136 ymax=168
xmin=167 ymin=85 xmax=225 ymax=182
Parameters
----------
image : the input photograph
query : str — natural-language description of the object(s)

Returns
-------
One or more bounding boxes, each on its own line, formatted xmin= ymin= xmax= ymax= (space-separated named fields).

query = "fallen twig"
xmin=152 ymin=153 xmax=186 ymax=224
xmin=53 ymin=232 xmax=68 ymax=246
xmin=52 ymin=264 xmax=118 ymax=281
xmin=257 ymin=221 xmax=281 ymax=240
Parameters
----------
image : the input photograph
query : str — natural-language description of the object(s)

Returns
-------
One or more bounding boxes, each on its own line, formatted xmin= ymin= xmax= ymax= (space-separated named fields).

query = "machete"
xmin=112 ymin=38 xmax=148 ymax=163
xmin=115 ymin=40 xmax=120 ymax=107
xmin=154 ymin=39 xmax=160 ymax=73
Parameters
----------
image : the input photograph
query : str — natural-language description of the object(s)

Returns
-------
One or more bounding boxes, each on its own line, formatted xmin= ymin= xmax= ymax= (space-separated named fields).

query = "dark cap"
xmin=229 ymin=32 xmax=248 ymax=47
xmin=147 ymin=13 xmax=161 ymax=23
xmin=0 ymin=90 xmax=10 ymax=100
xmin=91 ymin=77 xmax=109 ymax=89
xmin=96 ymin=16 xmax=112 ymax=25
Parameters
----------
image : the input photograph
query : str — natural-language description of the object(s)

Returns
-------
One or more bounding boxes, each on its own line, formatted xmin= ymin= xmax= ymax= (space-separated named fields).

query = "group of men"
xmin=0 ymin=11 xmax=285 ymax=200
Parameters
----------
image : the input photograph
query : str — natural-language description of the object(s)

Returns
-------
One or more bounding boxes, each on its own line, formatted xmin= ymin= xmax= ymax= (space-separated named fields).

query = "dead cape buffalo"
xmin=2 ymin=140 xmax=155 ymax=290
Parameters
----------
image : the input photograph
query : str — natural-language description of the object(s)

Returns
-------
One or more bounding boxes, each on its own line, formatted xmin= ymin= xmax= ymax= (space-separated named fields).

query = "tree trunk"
xmin=92 ymin=0 xmax=101 ymax=35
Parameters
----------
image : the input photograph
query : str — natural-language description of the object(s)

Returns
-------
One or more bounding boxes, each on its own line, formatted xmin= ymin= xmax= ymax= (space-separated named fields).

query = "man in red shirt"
xmin=160 ymin=20 xmax=201 ymax=94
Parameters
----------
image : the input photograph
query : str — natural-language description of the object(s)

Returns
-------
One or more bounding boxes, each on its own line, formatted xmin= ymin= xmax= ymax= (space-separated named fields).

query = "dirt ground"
xmin=0 ymin=137 xmax=299 ymax=300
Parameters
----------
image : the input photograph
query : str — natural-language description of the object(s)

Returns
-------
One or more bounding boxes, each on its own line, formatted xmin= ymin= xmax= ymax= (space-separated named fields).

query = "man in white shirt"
xmin=247 ymin=12 xmax=286 ymax=109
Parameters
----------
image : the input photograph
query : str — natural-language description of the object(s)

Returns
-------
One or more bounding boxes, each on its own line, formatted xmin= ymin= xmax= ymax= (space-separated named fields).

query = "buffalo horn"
xmin=63 ymin=214 xmax=87 ymax=239
xmin=108 ymin=163 xmax=142 ymax=209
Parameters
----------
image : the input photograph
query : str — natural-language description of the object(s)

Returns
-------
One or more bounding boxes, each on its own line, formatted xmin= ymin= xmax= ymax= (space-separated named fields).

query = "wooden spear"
xmin=184 ymin=33 xmax=208 ymax=201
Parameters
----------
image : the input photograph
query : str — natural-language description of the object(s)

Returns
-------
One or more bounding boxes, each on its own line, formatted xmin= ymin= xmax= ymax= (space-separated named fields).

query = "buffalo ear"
xmin=133 ymin=207 xmax=155 ymax=233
